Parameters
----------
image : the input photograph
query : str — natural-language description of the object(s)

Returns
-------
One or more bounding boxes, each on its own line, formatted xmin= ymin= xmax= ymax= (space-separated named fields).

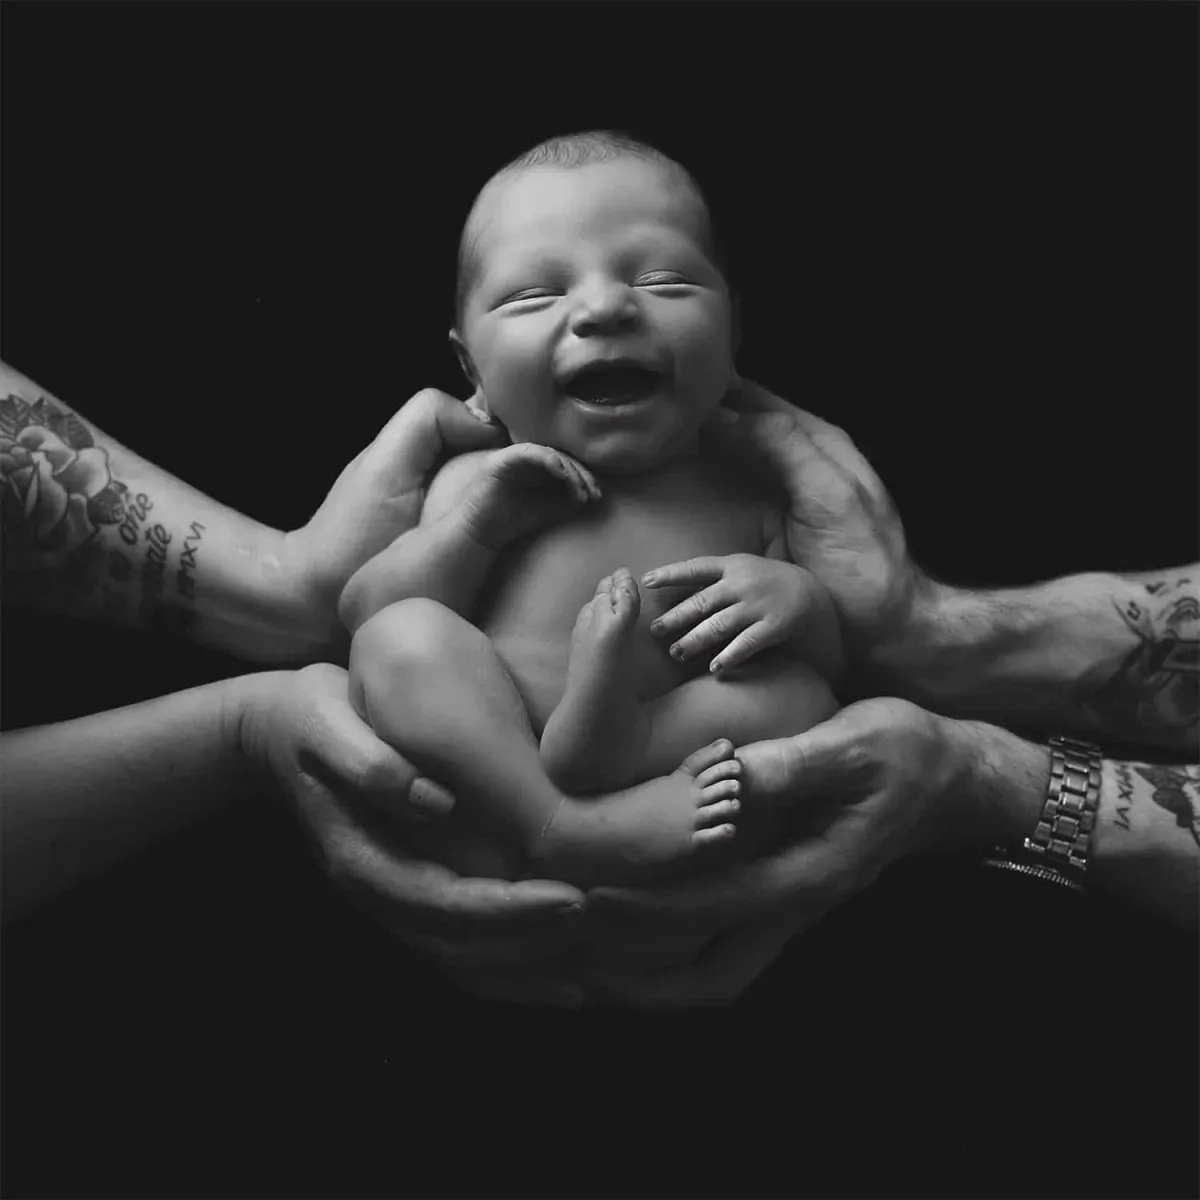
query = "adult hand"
xmin=239 ymin=662 xmax=590 ymax=1007
xmin=706 ymin=379 xmax=932 ymax=676
xmin=282 ymin=387 xmax=505 ymax=634
xmin=580 ymin=698 xmax=985 ymax=1008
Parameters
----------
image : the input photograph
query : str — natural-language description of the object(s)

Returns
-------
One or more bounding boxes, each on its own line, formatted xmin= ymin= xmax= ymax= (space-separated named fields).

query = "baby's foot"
xmin=540 ymin=568 xmax=649 ymax=793
xmin=723 ymin=738 xmax=805 ymax=855
xmin=533 ymin=738 xmax=744 ymax=886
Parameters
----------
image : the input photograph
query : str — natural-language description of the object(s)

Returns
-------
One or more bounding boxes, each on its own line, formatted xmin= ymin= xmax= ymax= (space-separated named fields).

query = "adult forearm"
xmin=0 ymin=361 xmax=340 ymax=664
xmin=959 ymin=720 xmax=1199 ymax=932
xmin=0 ymin=672 xmax=285 ymax=920
xmin=871 ymin=568 xmax=1199 ymax=751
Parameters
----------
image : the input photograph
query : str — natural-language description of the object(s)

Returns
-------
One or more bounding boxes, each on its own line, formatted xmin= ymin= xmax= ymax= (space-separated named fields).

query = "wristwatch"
xmin=981 ymin=734 xmax=1103 ymax=895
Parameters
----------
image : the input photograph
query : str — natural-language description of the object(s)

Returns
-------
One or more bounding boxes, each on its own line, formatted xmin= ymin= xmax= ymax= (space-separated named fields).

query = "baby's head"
xmin=449 ymin=130 xmax=740 ymax=475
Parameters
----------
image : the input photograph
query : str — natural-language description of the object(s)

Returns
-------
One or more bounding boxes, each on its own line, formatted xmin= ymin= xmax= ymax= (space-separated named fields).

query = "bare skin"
xmin=349 ymin=598 xmax=743 ymax=889
xmin=540 ymin=568 xmax=651 ymax=791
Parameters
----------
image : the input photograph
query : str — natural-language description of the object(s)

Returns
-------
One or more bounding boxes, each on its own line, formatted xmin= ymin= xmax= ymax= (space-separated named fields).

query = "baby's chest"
xmin=479 ymin=494 xmax=765 ymax=719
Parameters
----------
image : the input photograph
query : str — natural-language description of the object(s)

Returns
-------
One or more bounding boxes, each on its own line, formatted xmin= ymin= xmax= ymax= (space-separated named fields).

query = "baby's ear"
xmin=447 ymin=328 xmax=479 ymax=392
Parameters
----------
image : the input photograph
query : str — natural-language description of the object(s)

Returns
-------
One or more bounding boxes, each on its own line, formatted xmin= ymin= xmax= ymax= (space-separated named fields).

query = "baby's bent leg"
xmin=540 ymin=569 xmax=650 ymax=793
xmin=348 ymin=599 xmax=743 ymax=887
xmin=349 ymin=599 xmax=566 ymax=850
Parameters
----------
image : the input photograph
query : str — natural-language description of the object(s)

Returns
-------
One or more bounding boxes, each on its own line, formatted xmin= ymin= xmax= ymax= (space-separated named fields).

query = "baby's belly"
xmin=478 ymin=520 xmax=754 ymax=730
xmin=488 ymin=623 xmax=701 ymax=735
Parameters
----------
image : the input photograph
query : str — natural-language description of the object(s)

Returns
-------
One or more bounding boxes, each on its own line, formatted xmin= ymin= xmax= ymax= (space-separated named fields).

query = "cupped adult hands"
xmin=282 ymin=387 xmax=506 ymax=645
xmin=706 ymin=379 xmax=934 ymax=680
xmin=579 ymin=698 xmax=981 ymax=1008
xmin=239 ymin=662 xmax=589 ymax=1007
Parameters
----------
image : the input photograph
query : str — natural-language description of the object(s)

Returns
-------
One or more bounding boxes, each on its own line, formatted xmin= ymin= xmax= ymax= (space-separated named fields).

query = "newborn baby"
xmin=340 ymin=130 xmax=843 ymax=887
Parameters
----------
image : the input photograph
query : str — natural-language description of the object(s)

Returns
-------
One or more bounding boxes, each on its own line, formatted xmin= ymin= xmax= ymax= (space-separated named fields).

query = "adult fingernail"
xmin=408 ymin=777 xmax=455 ymax=818
xmin=643 ymin=571 xmax=657 ymax=586
xmin=468 ymin=406 xmax=495 ymax=423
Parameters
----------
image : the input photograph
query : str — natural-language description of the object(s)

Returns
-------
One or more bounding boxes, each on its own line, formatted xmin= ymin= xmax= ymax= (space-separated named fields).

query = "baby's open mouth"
xmin=564 ymin=364 xmax=665 ymax=406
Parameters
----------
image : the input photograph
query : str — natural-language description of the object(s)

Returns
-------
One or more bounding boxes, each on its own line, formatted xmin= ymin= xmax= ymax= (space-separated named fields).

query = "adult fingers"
xmin=395 ymin=911 xmax=589 ymax=971
xmin=588 ymin=836 xmax=845 ymax=931
xmin=296 ymin=663 xmax=454 ymax=822
xmin=667 ymin=603 xmax=751 ymax=663
xmin=786 ymin=406 xmax=891 ymax=505
xmin=724 ymin=377 xmax=799 ymax=417
xmin=642 ymin=557 xmax=726 ymax=591
xmin=583 ymin=921 xmax=795 ymax=1009
xmin=324 ymin=828 xmax=586 ymax=943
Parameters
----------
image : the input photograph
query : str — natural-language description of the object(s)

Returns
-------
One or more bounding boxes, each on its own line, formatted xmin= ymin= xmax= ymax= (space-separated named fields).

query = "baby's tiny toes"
xmin=692 ymin=823 xmax=736 ymax=848
xmin=696 ymin=796 xmax=741 ymax=828
xmin=696 ymin=758 xmax=742 ymax=788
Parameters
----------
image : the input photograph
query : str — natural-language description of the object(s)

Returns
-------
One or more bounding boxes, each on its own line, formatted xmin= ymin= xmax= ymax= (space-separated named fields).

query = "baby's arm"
xmin=645 ymin=508 xmax=845 ymax=692
xmin=339 ymin=442 xmax=601 ymax=634
xmin=338 ymin=450 xmax=495 ymax=633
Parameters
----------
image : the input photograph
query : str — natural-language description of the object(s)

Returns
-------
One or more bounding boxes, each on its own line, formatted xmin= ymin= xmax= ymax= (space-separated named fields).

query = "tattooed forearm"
xmin=176 ymin=521 xmax=205 ymax=601
xmin=1113 ymin=761 xmax=1135 ymax=831
xmin=1077 ymin=575 xmax=1199 ymax=743
xmin=1 ymin=391 xmax=198 ymax=637
xmin=1108 ymin=760 xmax=1200 ymax=847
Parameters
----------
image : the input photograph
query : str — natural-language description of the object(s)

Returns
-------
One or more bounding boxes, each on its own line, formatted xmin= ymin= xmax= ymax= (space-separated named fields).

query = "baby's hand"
xmin=459 ymin=442 xmax=601 ymax=549
xmin=644 ymin=554 xmax=836 ymax=675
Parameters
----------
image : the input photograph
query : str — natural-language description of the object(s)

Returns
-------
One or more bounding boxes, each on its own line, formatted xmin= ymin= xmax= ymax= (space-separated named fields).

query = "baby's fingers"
xmin=642 ymin=556 xmax=726 ymax=591
xmin=710 ymin=620 xmax=777 ymax=675
xmin=649 ymin=583 xmax=730 ymax=640
xmin=666 ymin=603 xmax=751 ymax=663
xmin=552 ymin=451 xmax=600 ymax=505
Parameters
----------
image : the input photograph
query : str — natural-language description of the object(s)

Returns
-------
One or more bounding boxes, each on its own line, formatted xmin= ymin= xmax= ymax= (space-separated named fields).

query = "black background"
xmin=2 ymin=4 xmax=1197 ymax=1198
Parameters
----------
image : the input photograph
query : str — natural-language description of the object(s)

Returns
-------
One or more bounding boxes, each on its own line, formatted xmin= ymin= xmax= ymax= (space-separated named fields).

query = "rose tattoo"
xmin=0 ymin=394 xmax=128 ymax=570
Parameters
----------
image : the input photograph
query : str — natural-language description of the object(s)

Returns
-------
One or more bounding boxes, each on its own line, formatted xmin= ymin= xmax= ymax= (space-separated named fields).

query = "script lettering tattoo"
xmin=1077 ymin=577 xmax=1199 ymax=741
xmin=1113 ymin=762 xmax=1135 ymax=831
xmin=1131 ymin=763 xmax=1200 ymax=849
xmin=176 ymin=521 xmax=205 ymax=600
xmin=1 ymin=391 xmax=198 ymax=637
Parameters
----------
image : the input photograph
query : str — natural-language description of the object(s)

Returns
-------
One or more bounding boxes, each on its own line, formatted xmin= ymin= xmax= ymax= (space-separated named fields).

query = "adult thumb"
xmin=434 ymin=393 xmax=506 ymax=454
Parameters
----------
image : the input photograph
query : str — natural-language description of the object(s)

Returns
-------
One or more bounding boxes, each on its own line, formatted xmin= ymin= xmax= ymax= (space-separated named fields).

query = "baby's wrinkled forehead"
xmin=467 ymin=159 xmax=711 ymax=272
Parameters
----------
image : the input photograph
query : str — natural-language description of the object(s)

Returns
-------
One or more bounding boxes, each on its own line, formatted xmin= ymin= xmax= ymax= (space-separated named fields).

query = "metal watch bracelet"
xmin=982 ymin=734 xmax=1103 ymax=892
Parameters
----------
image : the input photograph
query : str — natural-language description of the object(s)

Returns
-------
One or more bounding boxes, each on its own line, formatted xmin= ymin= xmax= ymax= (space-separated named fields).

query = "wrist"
xmin=272 ymin=528 xmax=351 ymax=662
xmin=948 ymin=718 xmax=1052 ymax=852
xmin=854 ymin=570 xmax=951 ymax=695
xmin=226 ymin=669 xmax=293 ymax=777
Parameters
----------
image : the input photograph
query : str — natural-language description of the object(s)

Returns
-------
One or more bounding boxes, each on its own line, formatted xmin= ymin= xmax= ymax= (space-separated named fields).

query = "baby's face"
xmin=454 ymin=159 xmax=736 ymax=474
